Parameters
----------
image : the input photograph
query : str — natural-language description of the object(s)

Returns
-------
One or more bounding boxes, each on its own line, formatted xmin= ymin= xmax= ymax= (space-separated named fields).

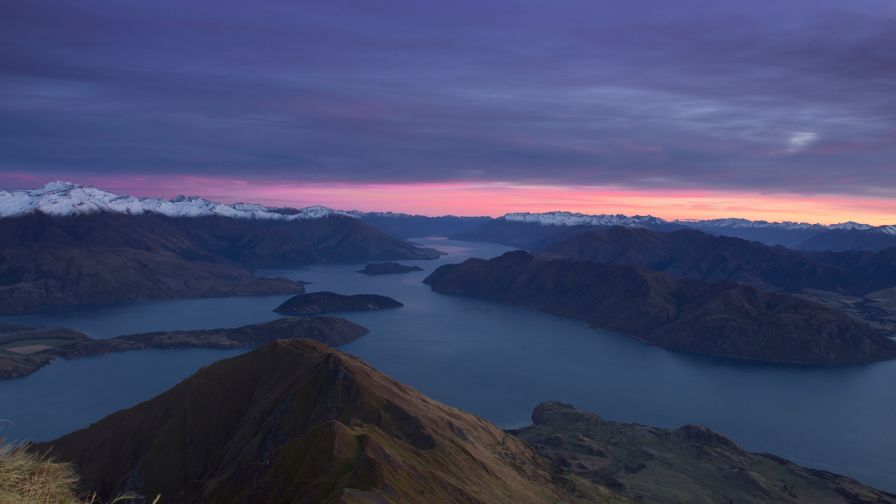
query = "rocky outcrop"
xmin=273 ymin=291 xmax=403 ymax=315
xmin=513 ymin=402 xmax=896 ymax=504
xmin=358 ymin=262 xmax=423 ymax=275
xmin=424 ymin=251 xmax=896 ymax=365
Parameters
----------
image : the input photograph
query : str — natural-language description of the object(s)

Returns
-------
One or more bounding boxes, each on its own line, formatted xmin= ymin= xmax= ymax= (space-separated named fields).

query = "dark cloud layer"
xmin=2 ymin=0 xmax=895 ymax=195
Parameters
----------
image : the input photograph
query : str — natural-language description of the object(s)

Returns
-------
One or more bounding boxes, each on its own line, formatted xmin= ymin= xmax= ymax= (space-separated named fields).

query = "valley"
xmin=2 ymin=238 xmax=895 ymax=493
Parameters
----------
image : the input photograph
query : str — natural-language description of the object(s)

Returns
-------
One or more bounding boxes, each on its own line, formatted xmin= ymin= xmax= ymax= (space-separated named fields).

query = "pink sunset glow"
xmin=2 ymin=172 xmax=893 ymax=225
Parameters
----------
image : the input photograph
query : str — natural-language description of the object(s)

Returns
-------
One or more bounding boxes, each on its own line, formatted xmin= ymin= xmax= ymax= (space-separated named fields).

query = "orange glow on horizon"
xmin=2 ymin=173 xmax=894 ymax=225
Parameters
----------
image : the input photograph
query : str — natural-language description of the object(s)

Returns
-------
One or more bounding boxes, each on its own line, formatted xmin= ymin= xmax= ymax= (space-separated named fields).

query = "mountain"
xmin=350 ymin=212 xmax=491 ymax=239
xmin=424 ymin=251 xmax=896 ymax=365
xmin=0 ymin=183 xmax=439 ymax=314
xmin=678 ymin=218 xmax=847 ymax=248
xmin=40 ymin=339 xmax=895 ymax=503
xmin=452 ymin=212 xmax=681 ymax=249
xmin=796 ymin=227 xmax=896 ymax=252
xmin=0 ymin=317 xmax=367 ymax=379
xmin=42 ymin=339 xmax=584 ymax=504
xmin=513 ymin=402 xmax=896 ymax=504
xmin=0 ymin=181 xmax=355 ymax=221
xmin=451 ymin=211 xmax=896 ymax=252
xmin=540 ymin=226 xmax=896 ymax=296
xmin=684 ymin=219 xmax=896 ymax=252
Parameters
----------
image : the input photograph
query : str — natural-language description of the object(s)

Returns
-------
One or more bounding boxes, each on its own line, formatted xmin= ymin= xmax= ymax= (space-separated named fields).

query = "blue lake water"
xmin=1 ymin=237 xmax=894 ymax=491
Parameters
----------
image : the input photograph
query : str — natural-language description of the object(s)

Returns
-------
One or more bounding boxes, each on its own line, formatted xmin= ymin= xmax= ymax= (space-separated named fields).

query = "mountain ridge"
xmin=41 ymin=339 xmax=581 ymax=504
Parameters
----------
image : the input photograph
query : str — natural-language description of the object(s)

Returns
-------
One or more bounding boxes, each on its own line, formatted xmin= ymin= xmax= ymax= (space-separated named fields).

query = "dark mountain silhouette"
xmin=424 ymin=251 xmax=896 ymax=365
xmin=796 ymin=228 xmax=896 ymax=252
xmin=540 ymin=226 xmax=896 ymax=296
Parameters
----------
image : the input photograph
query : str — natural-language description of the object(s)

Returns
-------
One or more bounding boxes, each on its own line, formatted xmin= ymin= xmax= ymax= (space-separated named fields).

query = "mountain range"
xmin=0 ymin=183 xmax=439 ymax=314
xmin=3 ymin=183 xmax=894 ymax=252
xmin=452 ymin=212 xmax=896 ymax=252
xmin=541 ymin=226 xmax=896 ymax=296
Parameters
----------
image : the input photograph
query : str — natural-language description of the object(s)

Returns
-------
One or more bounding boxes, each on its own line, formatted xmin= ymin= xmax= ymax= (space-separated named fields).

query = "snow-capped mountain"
xmin=453 ymin=211 xmax=896 ymax=251
xmin=503 ymin=211 xmax=668 ymax=228
xmin=0 ymin=182 xmax=353 ymax=220
xmin=499 ymin=211 xmax=892 ymax=234
xmin=677 ymin=217 xmax=875 ymax=232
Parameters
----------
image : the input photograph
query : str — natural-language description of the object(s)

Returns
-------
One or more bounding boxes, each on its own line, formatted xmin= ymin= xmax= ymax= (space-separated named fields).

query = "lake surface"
xmin=1 ymin=237 xmax=895 ymax=491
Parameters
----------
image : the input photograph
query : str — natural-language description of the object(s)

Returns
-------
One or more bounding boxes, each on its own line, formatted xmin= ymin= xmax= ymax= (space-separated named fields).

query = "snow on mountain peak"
xmin=503 ymin=211 xmax=667 ymax=227
xmin=680 ymin=218 xmax=889 ymax=232
xmin=0 ymin=182 xmax=355 ymax=221
xmin=828 ymin=221 xmax=873 ymax=231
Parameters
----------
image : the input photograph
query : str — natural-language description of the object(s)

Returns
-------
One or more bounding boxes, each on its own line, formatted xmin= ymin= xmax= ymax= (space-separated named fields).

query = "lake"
xmin=1 ymin=237 xmax=894 ymax=491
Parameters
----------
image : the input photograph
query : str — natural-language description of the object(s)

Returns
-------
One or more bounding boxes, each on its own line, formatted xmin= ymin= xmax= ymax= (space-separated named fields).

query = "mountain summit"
xmin=43 ymin=339 xmax=575 ymax=503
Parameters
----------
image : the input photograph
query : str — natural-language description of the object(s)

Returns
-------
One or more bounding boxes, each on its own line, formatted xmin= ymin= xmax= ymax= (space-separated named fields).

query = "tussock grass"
xmin=0 ymin=442 xmax=158 ymax=504
xmin=0 ymin=443 xmax=81 ymax=504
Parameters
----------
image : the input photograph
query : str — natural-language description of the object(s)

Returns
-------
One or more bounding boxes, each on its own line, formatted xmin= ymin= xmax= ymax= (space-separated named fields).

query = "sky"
xmin=2 ymin=0 xmax=895 ymax=223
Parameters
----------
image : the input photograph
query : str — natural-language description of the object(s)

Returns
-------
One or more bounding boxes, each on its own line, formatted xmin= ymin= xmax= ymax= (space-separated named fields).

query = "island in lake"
xmin=273 ymin=291 xmax=404 ymax=315
xmin=358 ymin=262 xmax=424 ymax=275
xmin=0 ymin=317 xmax=367 ymax=379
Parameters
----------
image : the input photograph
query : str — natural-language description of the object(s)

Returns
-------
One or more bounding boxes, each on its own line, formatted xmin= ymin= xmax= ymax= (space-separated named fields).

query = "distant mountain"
xmin=684 ymin=218 xmax=896 ymax=251
xmin=796 ymin=227 xmax=896 ymax=252
xmin=43 ymin=339 xmax=580 ymax=504
xmin=503 ymin=211 xmax=671 ymax=228
xmin=349 ymin=211 xmax=491 ymax=239
xmin=0 ymin=181 xmax=354 ymax=220
xmin=514 ymin=402 xmax=896 ymax=504
xmin=541 ymin=226 xmax=896 ymax=296
xmin=424 ymin=251 xmax=896 ymax=365
xmin=0 ymin=183 xmax=439 ymax=313
xmin=452 ymin=212 xmax=681 ymax=249
xmin=451 ymin=211 xmax=896 ymax=252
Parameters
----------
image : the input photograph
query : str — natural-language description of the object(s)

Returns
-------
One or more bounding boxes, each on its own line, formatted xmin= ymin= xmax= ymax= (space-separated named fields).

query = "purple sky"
xmin=2 ymin=0 xmax=896 ymax=207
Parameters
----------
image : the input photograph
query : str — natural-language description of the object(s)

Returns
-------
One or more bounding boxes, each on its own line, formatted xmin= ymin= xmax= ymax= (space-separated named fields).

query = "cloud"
xmin=1 ymin=0 xmax=895 ymax=197
xmin=787 ymin=132 xmax=819 ymax=152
